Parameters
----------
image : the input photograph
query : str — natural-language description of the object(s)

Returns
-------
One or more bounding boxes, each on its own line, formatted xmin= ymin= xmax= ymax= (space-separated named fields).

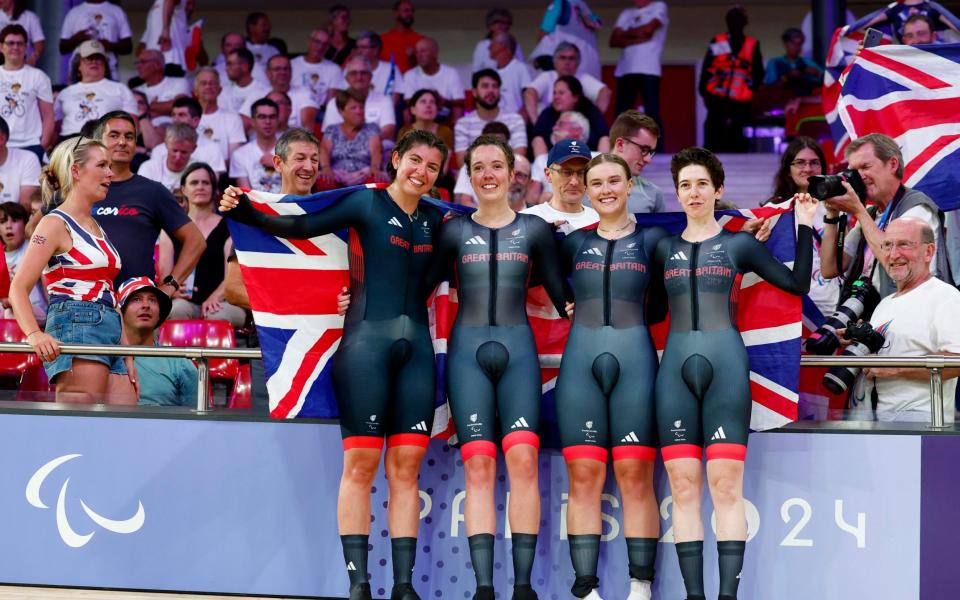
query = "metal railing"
xmin=0 ymin=342 xmax=954 ymax=429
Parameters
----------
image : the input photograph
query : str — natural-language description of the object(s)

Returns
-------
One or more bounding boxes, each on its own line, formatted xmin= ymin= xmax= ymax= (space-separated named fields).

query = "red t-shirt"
xmin=380 ymin=28 xmax=425 ymax=73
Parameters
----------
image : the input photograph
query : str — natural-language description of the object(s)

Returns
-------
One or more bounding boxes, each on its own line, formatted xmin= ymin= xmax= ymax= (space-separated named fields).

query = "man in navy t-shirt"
xmin=92 ymin=111 xmax=205 ymax=293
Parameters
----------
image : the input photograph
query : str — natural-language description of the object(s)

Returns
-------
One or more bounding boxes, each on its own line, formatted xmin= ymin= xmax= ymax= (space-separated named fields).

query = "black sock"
xmin=675 ymin=540 xmax=705 ymax=599
xmin=468 ymin=533 xmax=495 ymax=588
xmin=568 ymin=534 xmax=600 ymax=597
xmin=625 ymin=536 xmax=658 ymax=582
xmin=391 ymin=537 xmax=417 ymax=586
xmin=511 ymin=533 xmax=538 ymax=586
xmin=718 ymin=540 xmax=746 ymax=599
xmin=341 ymin=534 xmax=369 ymax=588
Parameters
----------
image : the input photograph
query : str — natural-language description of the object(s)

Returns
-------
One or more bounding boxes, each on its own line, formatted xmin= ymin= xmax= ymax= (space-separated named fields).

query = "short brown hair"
xmin=846 ymin=133 xmax=904 ymax=179
xmin=670 ymin=146 xmax=725 ymax=190
xmin=609 ymin=110 xmax=660 ymax=145
xmin=334 ymin=88 xmax=365 ymax=112
xmin=466 ymin=134 xmax=515 ymax=176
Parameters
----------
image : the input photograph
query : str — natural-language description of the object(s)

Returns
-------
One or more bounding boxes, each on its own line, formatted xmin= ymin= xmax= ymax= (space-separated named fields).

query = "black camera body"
xmin=822 ymin=321 xmax=887 ymax=395
xmin=808 ymin=168 xmax=868 ymax=202
xmin=805 ymin=276 xmax=880 ymax=356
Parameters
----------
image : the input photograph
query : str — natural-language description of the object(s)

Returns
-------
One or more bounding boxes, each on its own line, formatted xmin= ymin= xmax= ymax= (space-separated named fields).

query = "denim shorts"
xmin=43 ymin=300 xmax=127 ymax=381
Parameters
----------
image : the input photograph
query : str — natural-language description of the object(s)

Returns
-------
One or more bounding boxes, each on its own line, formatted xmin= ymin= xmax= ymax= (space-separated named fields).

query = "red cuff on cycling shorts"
xmin=562 ymin=445 xmax=608 ymax=463
xmin=461 ymin=440 xmax=498 ymax=461
xmin=387 ymin=433 xmax=430 ymax=449
xmin=343 ymin=436 xmax=385 ymax=451
xmin=502 ymin=430 xmax=540 ymax=454
xmin=612 ymin=445 xmax=657 ymax=462
xmin=661 ymin=444 xmax=703 ymax=462
xmin=706 ymin=443 xmax=748 ymax=462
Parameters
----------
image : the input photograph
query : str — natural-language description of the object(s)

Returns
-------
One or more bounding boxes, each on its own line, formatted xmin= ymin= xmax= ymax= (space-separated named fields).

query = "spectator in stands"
xmin=0 ymin=0 xmax=44 ymax=67
xmin=767 ymin=136 xmax=838 ymax=316
xmin=401 ymin=37 xmax=465 ymax=124
xmin=700 ymin=6 xmax=764 ymax=153
xmin=859 ymin=217 xmax=960 ymax=422
xmin=138 ymin=123 xmax=200 ymax=192
xmin=509 ymin=154 xmax=532 ymax=212
xmin=325 ymin=4 xmax=355 ymax=66
xmin=523 ymin=42 xmax=610 ymax=123
xmin=532 ymin=0 xmax=603 ymax=78
xmin=473 ymin=9 xmax=525 ymax=72
xmin=320 ymin=89 xmax=384 ymax=188
xmin=857 ymin=0 xmax=960 ymax=42
xmin=521 ymin=138 xmax=598 ymax=234
xmin=94 ymin=110 xmax=205 ymax=288
xmin=129 ymin=89 xmax=156 ymax=168
xmin=763 ymin=28 xmax=822 ymax=98
xmin=454 ymin=70 xmax=526 ymax=166
xmin=117 ymin=276 xmax=198 ymax=407
xmin=165 ymin=162 xmax=246 ymax=327
xmin=321 ymin=56 xmax=396 ymax=144
xmin=381 ymin=0 xmax=423 ymax=73
xmin=12 ymin=137 xmax=135 ymax=404
xmin=57 ymin=40 xmax=137 ymax=138
xmin=0 ymin=201 xmax=45 ymax=323
xmin=397 ymin=89 xmax=454 ymax=166
xmin=489 ymin=33 xmax=532 ymax=117
xmin=149 ymin=97 xmax=226 ymax=177
xmin=528 ymin=114 xmax=593 ymax=205
xmin=240 ymin=54 xmax=317 ymax=131
xmin=244 ymin=12 xmax=279 ymax=68
xmin=230 ymin=98 xmax=282 ymax=193
xmin=902 ymin=14 xmax=936 ymax=45
xmin=214 ymin=32 xmax=266 ymax=87
xmin=820 ymin=133 xmax=951 ymax=299
xmin=353 ymin=31 xmax=403 ymax=101
xmin=194 ymin=68 xmax=245 ymax=166
xmin=531 ymin=75 xmax=609 ymax=157
xmin=59 ymin=0 xmax=133 ymax=78
xmin=267 ymin=90 xmax=293 ymax=134
xmin=133 ymin=48 xmax=190 ymax=131
xmin=0 ymin=116 xmax=38 ymax=208
xmin=138 ymin=0 xmax=191 ymax=68
xmin=0 ymin=24 xmax=53 ymax=162
xmin=609 ymin=110 xmax=664 ymax=213
xmin=291 ymin=29 xmax=343 ymax=109
xmin=218 ymin=47 xmax=271 ymax=119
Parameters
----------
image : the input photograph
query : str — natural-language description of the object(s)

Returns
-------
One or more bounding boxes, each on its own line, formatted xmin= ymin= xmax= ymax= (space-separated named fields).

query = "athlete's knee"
xmin=707 ymin=471 xmax=743 ymax=509
xmin=463 ymin=455 xmax=497 ymax=489
xmin=614 ymin=462 xmax=654 ymax=498
xmin=342 ymin=453 xmax=381 ymax=486
xmin=386 ymin=452 xmax=424 ymax=487
xmin=667 ymin=470 xmax=702 ymax=506
xmin=504 ymin=444 xmax=539 ymax=481
xmin=567 ymin=460 xmax=605 ymax=496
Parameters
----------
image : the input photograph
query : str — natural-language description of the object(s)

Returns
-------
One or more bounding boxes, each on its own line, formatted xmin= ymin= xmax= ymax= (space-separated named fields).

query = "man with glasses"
xmin=133 ymin=48 xmax=189 ymax=130
xmin=230 ymin=98 xmax=282 ymax=192
xmin=320 ymin=56 xmax=396 ymax=143
xmin=609 ymin=110 xmax=664 ymax=214
xmin=0 ymin=25 xmax=52 ymax=162
xmin=859 ymin=217 xmax=960 ymax=422
xmin=291 ymin=29 xmax=343 ymax=109
xmin=522 ymin=139 xmax=598 ymax=234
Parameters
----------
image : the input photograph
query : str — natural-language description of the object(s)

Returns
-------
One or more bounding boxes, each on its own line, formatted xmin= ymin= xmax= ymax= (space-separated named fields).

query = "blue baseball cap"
xmin=547 ymin=138 xmax=592 ymax=166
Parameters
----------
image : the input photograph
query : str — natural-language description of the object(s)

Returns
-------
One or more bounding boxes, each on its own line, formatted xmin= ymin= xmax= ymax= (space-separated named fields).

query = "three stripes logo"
xmin=582 ymin=247 xmax=603 ymax=256
xmin=710 ymin=426 xmax=727 ymax=441
xmin=465 ymin=236 xmax=486 ymax=246
xmin=411 ymin=421 xmax=428 ymax=432
xmin=621 ymin=431 xmax=640 ymax=443
xmin=511 ymin=417 xmax=530 ymax=429
xmin=346 ymin=561 xmax=357 ymax=571
xmin=671 ymin=250 xmax=688 ymax=261
xmin=387 ymin=216 xmax=403 ymax=228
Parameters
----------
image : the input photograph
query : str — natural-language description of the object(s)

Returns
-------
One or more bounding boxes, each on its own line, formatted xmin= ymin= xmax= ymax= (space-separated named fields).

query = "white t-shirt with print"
xmin=321 ymin=92 xmax=395 ymax=132
xmin=0 ymin=147 xmax=39 ymax=204
xmin=56 ymin=79 xmax=138 ymax=136
xmin=60 ymin=1 xmax=132 ymax=75
xmin=291 ymin=56 xmax=343 ymax=107
xmin=371 ymin=60 xmax=403 ymax=97
xmin=867 ymin=277 xmax=960 ymax=422
xmin=526 ymin=70 xmax=606 ymax=113
xmin=218 ymin=79 xmax=271 ymax=116
xmin=613 ymin=2 xmax=669 ymax=77
xmin=522 ymin=200 xmax=598 ymax=234
xmin=134 ymin=76 xmax=190 ymax=127
xmin=246 ymin=41 xmax=279 ymax=68
xmin=496 ymin=58 xmax=532 ymax=116
xmin=150 ymin=137 xmax=227 ymax=174
xmin=198 ymin=109 xmax=246 ymax=162
xmin=0 ymin=65 xmax=52 ymax=147
xmin=454 ymin=110 xmax=527 ymax=153
xmin=136 ymin=156 xmax=186 ymax=193
xmin=400 ymin=64 xmax=465 ymax=101
xmin=229 ymin=139 xmax=281 ymax=193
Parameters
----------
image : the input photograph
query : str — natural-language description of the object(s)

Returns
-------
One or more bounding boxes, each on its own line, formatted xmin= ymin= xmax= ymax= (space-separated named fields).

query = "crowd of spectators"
xmin=0 ymin=0 xmax=957 ymax=418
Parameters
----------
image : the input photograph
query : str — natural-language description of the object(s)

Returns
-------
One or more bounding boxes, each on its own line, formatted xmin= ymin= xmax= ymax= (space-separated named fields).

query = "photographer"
xmin=820 ymin=134 xmax=951 ymax=300
xmin=860 ymin=217 xmax=960 ymax=422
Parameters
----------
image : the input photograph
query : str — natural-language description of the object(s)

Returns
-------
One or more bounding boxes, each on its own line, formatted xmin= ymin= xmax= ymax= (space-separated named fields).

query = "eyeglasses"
xmin=791 ymin=159 xmax=822 ymax=169
xmin=346 ymin=70 xmax=372 ymax=77
xmin=622 ymin=137 xmax=656 ymax=158
xmin=3 ymin=40 xmax=25 ymax=47
xmin=549 ymin=166 xmax=586 ymax=179
xmin=880 ymin=240 xmax=928 ymax=252
xmin=514 ymin=171 xmax=531 ymax=182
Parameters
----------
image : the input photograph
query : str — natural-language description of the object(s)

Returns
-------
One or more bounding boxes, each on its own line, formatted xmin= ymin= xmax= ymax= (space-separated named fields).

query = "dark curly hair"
xmin=670 ymin=146 xmax=725 ymax=190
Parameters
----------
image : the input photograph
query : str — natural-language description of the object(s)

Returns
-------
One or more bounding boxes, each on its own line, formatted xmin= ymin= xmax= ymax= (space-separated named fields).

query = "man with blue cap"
xmin=522 ymin=138 xmax=598 ymax=234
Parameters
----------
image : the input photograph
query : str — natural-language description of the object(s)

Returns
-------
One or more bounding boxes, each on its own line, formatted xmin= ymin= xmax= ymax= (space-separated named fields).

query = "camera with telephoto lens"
xmin=808 ymin=169 xmax=868 ymax=202
xmin=821 ymin=321 xmax=887 ymax=394
xmin=805 ymin=277 xmax=880 ymax=355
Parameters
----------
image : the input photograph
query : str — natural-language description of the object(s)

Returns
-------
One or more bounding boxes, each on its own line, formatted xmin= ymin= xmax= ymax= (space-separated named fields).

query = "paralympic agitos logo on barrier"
xmin=25 ymin=454 xmax=145 ymax=548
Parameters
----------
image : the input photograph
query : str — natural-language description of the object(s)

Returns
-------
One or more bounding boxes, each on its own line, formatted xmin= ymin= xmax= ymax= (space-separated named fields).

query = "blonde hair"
xmin=40 ymin=137 xmax=108 ymax=207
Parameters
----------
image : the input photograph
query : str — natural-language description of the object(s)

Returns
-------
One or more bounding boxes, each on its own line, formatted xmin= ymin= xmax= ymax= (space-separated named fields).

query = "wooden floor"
xmin=0 ymin=587 xmax=339 ymax=600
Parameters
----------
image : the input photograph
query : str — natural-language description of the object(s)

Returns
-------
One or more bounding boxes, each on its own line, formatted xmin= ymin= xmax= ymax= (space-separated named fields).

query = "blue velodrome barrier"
xmin=0 ymin=407 xmax=955 ymax=599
